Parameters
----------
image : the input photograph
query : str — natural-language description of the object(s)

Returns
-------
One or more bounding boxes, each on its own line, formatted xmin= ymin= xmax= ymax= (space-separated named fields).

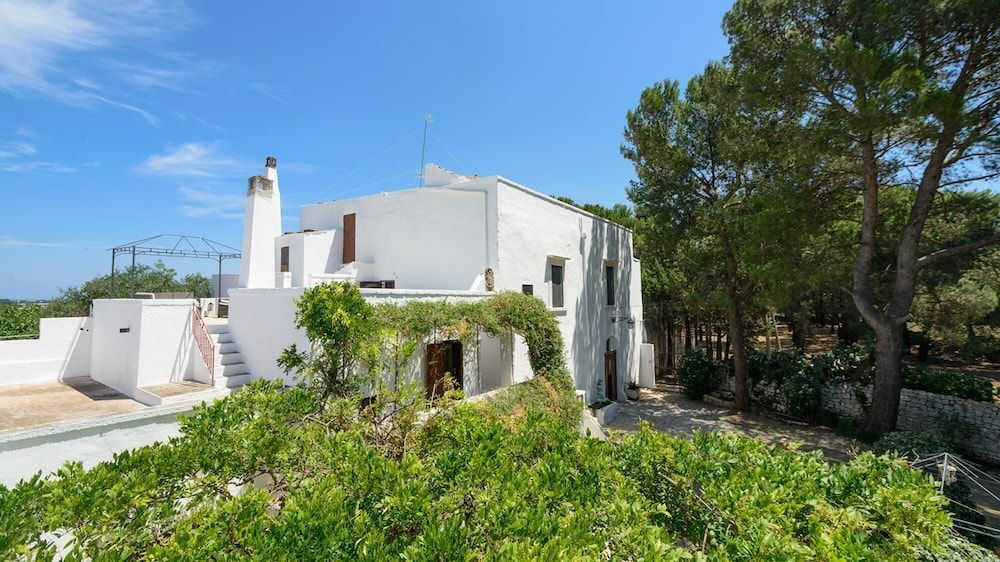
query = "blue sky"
xmin=0 ymin=0 xmax=731 ymax=299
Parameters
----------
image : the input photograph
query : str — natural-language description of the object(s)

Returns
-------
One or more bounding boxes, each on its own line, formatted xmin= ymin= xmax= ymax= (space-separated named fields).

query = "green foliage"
xmin=278 ymin=282 xmax=381 ymax=400
xmin=2 ymin=376 xmax=990 ymax=559
xmin=615 ymin=426 xmax=968 ymax=560
xmin=0 ymin=303 xmax=46 ymax=339
xmin=902 ymin=365 xmax=997 ymax=403
xmin=874 ymin=432 xmax=997 ymax=550
xmin=374 ymin=290 xmax=573 ymax=391
xmin=812 ymin=344 xmax=874 ymax=383
xmin=677 ymin=347 xmax=721 ymax=399
xmin=873 ymin=432 xmax=955 ymax=459
xmin=42 ymin=260 xmax=214 ymax=317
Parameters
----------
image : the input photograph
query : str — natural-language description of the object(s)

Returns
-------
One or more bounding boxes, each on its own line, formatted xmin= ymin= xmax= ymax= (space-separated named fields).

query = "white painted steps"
xmin=204 ymin=321 xmax=252 ymax=389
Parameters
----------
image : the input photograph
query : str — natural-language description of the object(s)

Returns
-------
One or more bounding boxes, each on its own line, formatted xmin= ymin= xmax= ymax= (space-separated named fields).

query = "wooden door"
xmin=426 ymin=341 xmax=463 ymax=399
xmin=426 ymin=343 xmax=446 ymax=399
xmin=604 ymin=351 xmax=618 ymax=401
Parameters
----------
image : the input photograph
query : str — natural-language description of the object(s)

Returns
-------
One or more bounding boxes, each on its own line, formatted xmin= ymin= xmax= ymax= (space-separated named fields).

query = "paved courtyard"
xmin=606 ymin=388 xmax=865 ymax=462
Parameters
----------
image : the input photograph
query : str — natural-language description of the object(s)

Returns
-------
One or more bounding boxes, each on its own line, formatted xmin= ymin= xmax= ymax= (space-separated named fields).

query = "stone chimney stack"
xmin=239 ymin=156 xmax=283 ymax=288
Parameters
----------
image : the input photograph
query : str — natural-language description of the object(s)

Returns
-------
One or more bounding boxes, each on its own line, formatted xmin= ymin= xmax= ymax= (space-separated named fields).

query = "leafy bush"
xmin=873 ymin=431 xmax=955 ymax=458
xmin=812 ymin=343 xmax=874 ymax=382
xmin=0 ymin=303 xmax=45 ymax=339
xmin=744 ymin=350 xmax=823 ymax=417
xmin=614 ymin=426 xmax=985 ymax=560
xmin=1 ymin=380 xmax=991 ymax=560
xmin=902 ymin=364 xmax=996 ymax=402
xmin=874 ymin=432 xmax=997 ymax=550
xmin=677 ymin=347 xmax=721 ymax=399
xmin=964 ymin=334 xmax=1000 ymax=362
xmin=809 ymin=345 xmax=996 ymax=403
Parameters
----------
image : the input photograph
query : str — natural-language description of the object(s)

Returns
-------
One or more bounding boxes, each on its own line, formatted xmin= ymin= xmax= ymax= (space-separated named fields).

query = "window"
xmin=521 ymin=284 xmax=533 ymax=295
xmin=550 ymin=262 xmax=564 ymax=308
xmin=359 ymin=280 xmax=396 ymax=289
xmin=280 ymin=246 xmax=289 ymax=273
xmin=605 ymin=264 xmax=615 ymax=306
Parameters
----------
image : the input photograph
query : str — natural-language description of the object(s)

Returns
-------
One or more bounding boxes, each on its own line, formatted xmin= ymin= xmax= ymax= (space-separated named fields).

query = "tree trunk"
xmin=728 ymin=303 xmax=749 ymax=410
xmin=715 ymin=326 xmax=723 ymax=361
xmin=684 ymin=316 xmax=693 ymax=350
xmin=666 ymin=317 xmax=676 ymax=373
xmin=865 ymin=325 xmax=904 ymax=434
xmin=917 ymin=335 xmax=929 ymax=362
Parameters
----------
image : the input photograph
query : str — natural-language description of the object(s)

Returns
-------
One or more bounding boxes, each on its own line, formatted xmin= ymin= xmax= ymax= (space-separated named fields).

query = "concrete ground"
xmin=0 ymin=377 xmax=147 ymax=435
xmin=605 ymin=387 xmax=864 ymax=462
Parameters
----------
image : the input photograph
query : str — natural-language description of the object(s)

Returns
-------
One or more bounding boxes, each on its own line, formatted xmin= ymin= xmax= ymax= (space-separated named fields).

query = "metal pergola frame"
xmin=110 ymin=234 xmax=241 ymax=309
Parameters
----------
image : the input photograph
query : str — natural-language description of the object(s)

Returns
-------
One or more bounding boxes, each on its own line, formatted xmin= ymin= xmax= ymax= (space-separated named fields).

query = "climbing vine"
xmin=279 ymin=283 xmax=573 ymax=399
xmin=374 ymin=290 xmax=572 ymax=391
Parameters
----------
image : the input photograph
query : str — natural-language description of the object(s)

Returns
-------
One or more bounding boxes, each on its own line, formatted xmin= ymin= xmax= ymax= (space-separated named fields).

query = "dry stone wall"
xmin=714 ymin=377 xmax=1000 ymax=463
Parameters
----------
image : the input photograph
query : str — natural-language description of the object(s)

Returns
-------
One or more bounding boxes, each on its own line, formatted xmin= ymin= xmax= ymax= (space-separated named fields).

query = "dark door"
xmin=604 ymin=351 xmax=618 ymax=401
xmin=426 ymin=341 xmax=463 ymax=399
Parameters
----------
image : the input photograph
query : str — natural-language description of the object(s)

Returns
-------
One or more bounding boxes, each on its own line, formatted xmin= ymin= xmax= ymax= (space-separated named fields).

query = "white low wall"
xmin=0 ymin=318 xmax=92 ymax=386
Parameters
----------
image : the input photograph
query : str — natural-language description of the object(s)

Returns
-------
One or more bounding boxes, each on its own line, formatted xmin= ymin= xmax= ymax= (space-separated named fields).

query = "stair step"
xmin=218 ymin=342 xmax=239 ymax=354
xmin=211 ymin=333 xmax=234 ymax=344
xmin=217 ymin=352 xmax=243 ymax=366
xmin=215 ymin=373 xmax=253 ymax=389
xmin=205 ymin=323 xmax=230 ymax=335
xmin=219 ymin=362 xmax=249 ymax=376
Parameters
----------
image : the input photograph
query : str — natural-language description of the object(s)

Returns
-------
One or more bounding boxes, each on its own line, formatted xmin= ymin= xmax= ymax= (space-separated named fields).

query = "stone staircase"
xmin=205 ymin=321 xmax=252 ymax=389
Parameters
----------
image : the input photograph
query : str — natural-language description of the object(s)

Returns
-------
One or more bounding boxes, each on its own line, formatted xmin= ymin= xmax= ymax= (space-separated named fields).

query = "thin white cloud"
xmin=136 ymin=142 xmax=241 ymax=177
xmin=0 ymin=0 xmax=193 ymax=123
xmin=177 ymin=186 xmax=243 ymax=219
xmin=0 ymin=140 xmax=36 ymax=159
xmin=2 ymin=160 xmax=76 ymax=173
xmin=0 ymin=235 xmax=67 ymax=248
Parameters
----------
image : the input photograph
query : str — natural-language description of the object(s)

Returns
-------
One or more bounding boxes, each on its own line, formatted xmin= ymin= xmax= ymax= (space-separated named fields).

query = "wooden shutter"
xmin=343 ymin=213 xmax=356 ymax=263
xmin=280 ymin=246 xmax=290 ymax=272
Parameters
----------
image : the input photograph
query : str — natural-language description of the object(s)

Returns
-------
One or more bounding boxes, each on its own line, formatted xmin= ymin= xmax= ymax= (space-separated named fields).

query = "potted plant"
xmin=626 ymin=382 xmax=641 ymax=400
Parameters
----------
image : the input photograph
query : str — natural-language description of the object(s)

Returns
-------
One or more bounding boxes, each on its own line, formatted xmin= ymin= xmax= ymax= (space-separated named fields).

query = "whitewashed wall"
xmin=299 ymin=187 xmax=490 ymax=290
xmin=0 ymin=318 xmax=92 ymax=386
xmin=274 ymin=230 xmax=340 ymax=288
xmin=89 ymin=300 xmax=200 ymax=399
xmin=210 ymin=274 xmax=240 ymax=298
xmin=494 ymin=179 xmax=643 ymax=403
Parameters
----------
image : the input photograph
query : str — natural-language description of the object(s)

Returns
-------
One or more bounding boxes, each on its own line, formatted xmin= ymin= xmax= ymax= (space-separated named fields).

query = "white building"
xmin=229 ymin=158 xmax=647 ymax=403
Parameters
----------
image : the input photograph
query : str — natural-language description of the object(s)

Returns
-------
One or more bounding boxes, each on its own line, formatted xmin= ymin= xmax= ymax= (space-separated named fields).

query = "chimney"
xmin=239 ymin=156 xmax=283 ymax=288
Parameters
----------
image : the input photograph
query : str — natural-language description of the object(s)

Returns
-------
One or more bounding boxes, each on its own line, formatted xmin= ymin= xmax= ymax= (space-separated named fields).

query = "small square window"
xmin=522 ymin=284 xmax=533 ymax=296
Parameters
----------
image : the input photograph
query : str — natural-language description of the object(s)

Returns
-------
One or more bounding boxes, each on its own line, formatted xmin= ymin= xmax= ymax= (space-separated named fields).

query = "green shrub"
xmin=2 ymin=380 xmax=989 ymax=560
xmin=964 ymin=334 xmax=1000 ymax=362
xmin=812 ymin=343 xmax=874 ymax=382
xmin=0 ymin=303 xmax=45 ymax=339
xmin=873 ymin=431 xmax=954 ymax=458
xmin=677 ymin=347 xmax=721 ymax=399
xmin=614 ymin=426 xmax=971 ymax=560
xmin=902 ymin=365 xmax=996 ymax=402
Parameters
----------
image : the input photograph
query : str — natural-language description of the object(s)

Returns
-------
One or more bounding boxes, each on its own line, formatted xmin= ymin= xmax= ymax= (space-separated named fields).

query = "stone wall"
xmin=714 ymin=376 xmax=1000 ymax=464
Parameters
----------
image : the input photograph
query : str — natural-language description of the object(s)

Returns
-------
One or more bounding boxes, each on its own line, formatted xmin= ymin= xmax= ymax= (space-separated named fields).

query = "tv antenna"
xmin=418 ymin=113 xmax=432 ymax=187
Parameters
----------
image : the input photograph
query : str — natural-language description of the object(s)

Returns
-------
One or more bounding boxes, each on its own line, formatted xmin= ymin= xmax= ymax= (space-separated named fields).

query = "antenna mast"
xmin=419 ymin=113 xmax=432 ymax=187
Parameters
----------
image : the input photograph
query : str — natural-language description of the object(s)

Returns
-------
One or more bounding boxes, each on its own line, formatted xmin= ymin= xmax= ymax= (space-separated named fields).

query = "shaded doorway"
xmin=426 ymin=341 xmax=463 ymax=399
xmin=605 ymin=338 xmax=618 ymax=402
